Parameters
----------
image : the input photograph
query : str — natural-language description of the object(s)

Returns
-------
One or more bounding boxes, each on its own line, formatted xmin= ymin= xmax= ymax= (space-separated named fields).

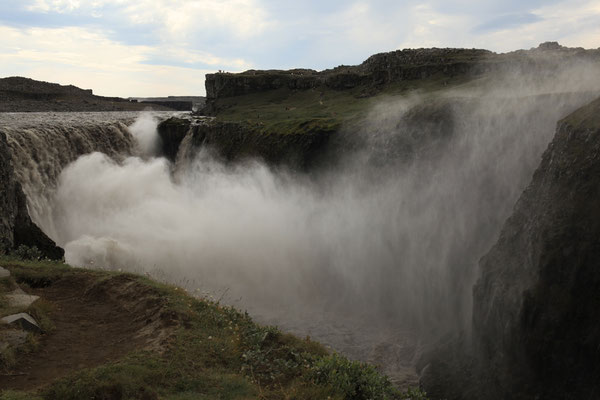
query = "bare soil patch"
xmin=0 ymin=272 xmax=176 ymax=390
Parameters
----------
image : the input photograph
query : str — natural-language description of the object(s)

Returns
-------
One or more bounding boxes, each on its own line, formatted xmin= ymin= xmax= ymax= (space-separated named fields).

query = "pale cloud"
xmin=159 ymin=47 xmax=251 ymax=69
xmin=392 ymin=0 xmax=600 ymax=52
xmin=0 ymin=25 xmax=232 ymax=96
xmin=398 ymin=4 xmax=472 ymax=49
xmin=27 ymin=0 xmax=83 ymax=13
xmin=27 ymin=0 xmax=270 ymax=40
xmin=157 ymin=0 xmax=270 ymax=40
xmin=1 ymin=0 xmax=599 ymax=97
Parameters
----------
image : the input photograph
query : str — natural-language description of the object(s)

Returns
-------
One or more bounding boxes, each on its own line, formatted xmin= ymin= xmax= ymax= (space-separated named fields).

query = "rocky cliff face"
xmin=473 ymin=95 xmax=600 ymax=399
xmin=159 ymin=117 xmax=334 ymax=170
xmin=422 ymin=96 xmax=600 ymax=399
xmin=204 ymin=48 xmax=492 ymax=106
xmin=157 ymin=117 xmax=192 ymax=161
xmin=204 ymin=44 xmax=600 ymax=115
xmin=0 ymin=130 xmax=63 ymax=259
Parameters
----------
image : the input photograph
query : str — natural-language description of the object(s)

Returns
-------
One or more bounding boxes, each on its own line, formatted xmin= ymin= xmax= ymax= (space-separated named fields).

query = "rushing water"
xmin=2 ymin=59 xmax=600 ymax=386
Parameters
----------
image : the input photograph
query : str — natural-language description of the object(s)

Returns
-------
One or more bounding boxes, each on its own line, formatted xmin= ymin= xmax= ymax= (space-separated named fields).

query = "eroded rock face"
xmin=0 ymin=131 xmax=17 ymax=252
xmin=174 ymin=120 xmax=334 ymax=171
xmin=157 ymin=117 xmax=192 ymax=161
xmin=204 ymin=49 xmax=492 ymax=103
xmin=204 ymin=44 xmax=600 ymax=117
xmin=0 ymin=130 xmax=64 ymax=259
xmin=422 ymin=96 xmax=600 ymax=399
xmin=472 ymin=96 xmax=600 ymax=399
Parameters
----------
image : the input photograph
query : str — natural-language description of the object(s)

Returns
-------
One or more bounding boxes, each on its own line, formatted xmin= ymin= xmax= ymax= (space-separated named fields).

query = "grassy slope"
xmin=210 ymin=72 xmax=478 ymax=136
xmin=0 ymin=257 xmax=426 ymax=400
xmin=560 ymin=96 xmax=600 ymax=129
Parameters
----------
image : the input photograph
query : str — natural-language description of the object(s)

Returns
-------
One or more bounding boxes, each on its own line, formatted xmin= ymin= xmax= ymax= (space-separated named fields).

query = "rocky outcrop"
xmin=204 ymin=44 xmax=600 ymax=116
xmin=173 ymin=119 xmax=334 ymax=170
xmin=475 ymin=95 xmax=600 ymax=399
xmin=422 ymin=96 xmax=600 ymax=399
xmin=157 ymin=117 xmax=193 ymax=161
xmin=204 ymin=49 xmax=491 ymax=104
xmin=0 ymin=131 xmax=63 ymax=259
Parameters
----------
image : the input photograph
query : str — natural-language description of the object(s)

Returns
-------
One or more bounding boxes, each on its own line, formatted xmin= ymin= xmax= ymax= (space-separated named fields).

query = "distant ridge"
xmin=0 ymin=76 xmax=179 ymax=112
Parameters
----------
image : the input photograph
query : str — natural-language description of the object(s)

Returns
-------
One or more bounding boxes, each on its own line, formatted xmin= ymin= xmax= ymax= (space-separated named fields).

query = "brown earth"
xmin=0 ymin=272 xmax=177 ymax=390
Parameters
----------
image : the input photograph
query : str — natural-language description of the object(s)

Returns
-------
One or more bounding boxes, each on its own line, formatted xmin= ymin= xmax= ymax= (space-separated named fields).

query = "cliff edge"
xmin=0 ymin=130 xmax=64 ymax=260
xmin=422 ymin=96 xmax=600 ymax=399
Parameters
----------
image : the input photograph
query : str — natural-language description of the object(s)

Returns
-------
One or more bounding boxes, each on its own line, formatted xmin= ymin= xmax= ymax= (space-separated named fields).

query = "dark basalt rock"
xmin=176 ymin=120 xmax=334 ymax=171
xmin=203 ymin=44 xmax=600 ymax=117
xmin=422 ymin=96 xmax=600 ymax=399
xmin=157 ymin=117 xmax=192 ymax=161
xmin=0 ymin=130 xmax=63 ymax=260
xmin=204 ymin=48 xmax=492 ymax=105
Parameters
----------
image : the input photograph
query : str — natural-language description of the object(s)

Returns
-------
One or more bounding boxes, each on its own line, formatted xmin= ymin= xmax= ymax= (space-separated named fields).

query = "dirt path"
xmin=0 ymin=273 xmax=166 ymax=390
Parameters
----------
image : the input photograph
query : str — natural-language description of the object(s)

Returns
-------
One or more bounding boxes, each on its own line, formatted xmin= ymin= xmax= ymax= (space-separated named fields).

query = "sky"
xmin=0 ymin=0 xmax=599 ymax=97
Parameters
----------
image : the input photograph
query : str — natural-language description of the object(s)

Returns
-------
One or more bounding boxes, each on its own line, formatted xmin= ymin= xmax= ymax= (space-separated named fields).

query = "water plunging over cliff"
xmin=2 ymin=59 xmax=600 ymax=387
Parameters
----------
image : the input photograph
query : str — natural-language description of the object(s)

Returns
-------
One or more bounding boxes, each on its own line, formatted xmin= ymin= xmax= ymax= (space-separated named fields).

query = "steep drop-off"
xmin=0 ymin=130 xmax=63 ymax=259
xmin=422 ymin=96 xmax=600 ymax=399
xmin=159 ymin=116 xmax=335 ymax=170
xmin=1 ymin=113 xmax=140 ymax=238
xmin=197 ymin=43 xmax=600 ymax=175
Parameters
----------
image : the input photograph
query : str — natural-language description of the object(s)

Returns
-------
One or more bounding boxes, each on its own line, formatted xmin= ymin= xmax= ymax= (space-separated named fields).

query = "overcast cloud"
xmin=0 ymin=0 xmax=598 ymax=96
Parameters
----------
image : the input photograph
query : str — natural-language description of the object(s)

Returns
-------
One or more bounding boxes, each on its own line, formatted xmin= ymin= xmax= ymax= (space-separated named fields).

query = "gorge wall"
xmin=0 ymin=129 xmax=63 ymax=259
xmin=159 ymin=117 xmax=334 ymax=170
xmin=204 ymin=43 xmax=600 ymax=114
xmin=2 ymin=43 xmax=600 ymax=396
xmin=474 ymin=96 xmax=600 ymax=399
xmin=421 ymin=96 xmax=600 ymax=399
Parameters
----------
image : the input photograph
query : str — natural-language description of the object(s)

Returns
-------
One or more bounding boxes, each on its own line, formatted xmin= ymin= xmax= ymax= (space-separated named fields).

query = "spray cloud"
xmin=27 ymin=57 xmax=600 ymax=379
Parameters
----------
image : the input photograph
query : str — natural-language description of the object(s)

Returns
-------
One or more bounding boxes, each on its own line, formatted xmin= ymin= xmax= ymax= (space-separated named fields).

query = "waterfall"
xmin=0 ymin=112 xmax=176 ymax=240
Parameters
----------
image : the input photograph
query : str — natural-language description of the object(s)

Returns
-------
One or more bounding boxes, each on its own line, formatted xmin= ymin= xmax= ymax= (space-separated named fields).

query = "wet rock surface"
xmin=423 ymin=96 xmax=600 ymax=399
xmin=174 ymin=119 xmax=334 ymax=171
xmin=157 ymin=116 xmax=193 ymax=161
xmin=0 ymin=130 xmax=63 ymax=259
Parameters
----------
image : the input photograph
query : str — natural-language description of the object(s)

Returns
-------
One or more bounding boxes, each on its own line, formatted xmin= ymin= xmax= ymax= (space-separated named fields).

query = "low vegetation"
xmin=208 ymin=73 xmax=475 ymax=136
xmin=0 ymin=254 xmax=427 ymax=399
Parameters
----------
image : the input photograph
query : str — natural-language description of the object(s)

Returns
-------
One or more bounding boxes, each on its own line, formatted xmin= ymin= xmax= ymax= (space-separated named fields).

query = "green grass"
xmin=209 ymin=72 xmax=477 ymax=136
xmin=0 ymin=256 xmax=428 ymax=400
xmin=561 ymin=96 xmax=600 ymax=130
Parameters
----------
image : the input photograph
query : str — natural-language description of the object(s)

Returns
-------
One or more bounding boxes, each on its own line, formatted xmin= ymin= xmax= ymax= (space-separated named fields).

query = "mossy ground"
xmin=0 ymin=256 xmax=427 ymax=400
xmin=209 ymin=72 xmax=477 ymax=136
xmin=560 ymin=96 xmax=600 ymax=130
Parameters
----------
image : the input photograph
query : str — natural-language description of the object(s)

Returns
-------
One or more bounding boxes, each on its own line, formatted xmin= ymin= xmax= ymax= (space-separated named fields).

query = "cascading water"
xmin=2 ymin=59 xmax=600 ymax=386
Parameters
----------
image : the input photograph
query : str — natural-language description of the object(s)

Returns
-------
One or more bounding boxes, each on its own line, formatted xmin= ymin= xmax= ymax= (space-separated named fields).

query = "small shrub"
xmin=13 ymin=245 xmax=42 ymax=261
xmin=0 ymin=240 xmax=8 ymax=256
xmin=311 ymin=353 xmax=397 ymax=400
